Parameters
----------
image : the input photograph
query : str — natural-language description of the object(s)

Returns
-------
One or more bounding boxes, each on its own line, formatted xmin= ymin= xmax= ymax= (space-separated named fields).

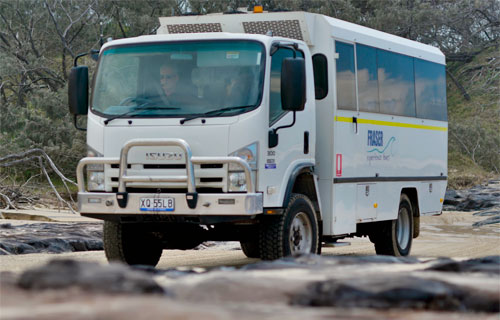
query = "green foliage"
xmin=0 ymin=87 xmax=86 ymax=177
xmin=447 ymin=47 xmax=500 ymax=178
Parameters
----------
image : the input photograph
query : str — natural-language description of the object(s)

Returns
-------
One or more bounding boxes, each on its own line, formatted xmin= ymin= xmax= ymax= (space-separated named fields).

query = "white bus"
xmin=69 ymin=10 xmax=447 ymax=266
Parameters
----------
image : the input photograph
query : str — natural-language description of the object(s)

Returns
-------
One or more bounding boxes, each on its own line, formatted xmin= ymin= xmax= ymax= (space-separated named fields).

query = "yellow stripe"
xmin=335 ymin=116 xmax=447 ymax=131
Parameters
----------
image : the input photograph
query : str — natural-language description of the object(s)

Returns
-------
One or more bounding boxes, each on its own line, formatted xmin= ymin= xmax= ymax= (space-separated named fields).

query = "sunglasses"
xmin=161 ymin=74 xmax=177 ymax=80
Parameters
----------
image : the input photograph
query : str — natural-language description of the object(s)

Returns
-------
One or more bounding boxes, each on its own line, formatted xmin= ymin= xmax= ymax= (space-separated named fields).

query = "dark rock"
xmin=426 ymin=256 xmax=500 ymax=274
xmin=26 ymin=238 xmax=73 ymax=253
xmin=291 ymin=275 xmax=499 ymax=312
xmin=445 ymin=182 xmax=500 ymax=211
xmin=456 ymin=194 xmax=498 ymax=211
xmin=443 ymin=190 xmax=463 ymax=206
xmin=0 ymin=247 xmax=11 ymax=255
xmin=472 ymin=215 xmax=500 ymax=227
xmin=473 ymin=208 xmax=500 ymax=216
xmin=0 ymin=222 xmax=103 ymax=254
xmin=0 ymin=241 xmax=38 ymax=254
xmin=18 ymin=259 xmax=165 ymax=295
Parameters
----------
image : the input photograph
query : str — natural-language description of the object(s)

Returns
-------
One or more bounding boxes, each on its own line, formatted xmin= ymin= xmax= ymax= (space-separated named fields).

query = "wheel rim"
xmin=396 ymin=207 xmax=411 ymax=250
xmin=289 ymin=212 xmax=313 ymax=254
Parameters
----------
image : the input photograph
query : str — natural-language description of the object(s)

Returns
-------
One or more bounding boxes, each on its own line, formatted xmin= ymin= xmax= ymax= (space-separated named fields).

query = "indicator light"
xmin=253 ymin=5 xmax=263 ymax=13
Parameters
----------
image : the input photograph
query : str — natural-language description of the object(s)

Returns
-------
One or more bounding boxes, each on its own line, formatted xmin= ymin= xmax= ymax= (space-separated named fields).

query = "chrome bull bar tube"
xmin=118 ymin=138 xmax=195 ymax=193
xmin=76 ymin=158 xmax=119 ymax=193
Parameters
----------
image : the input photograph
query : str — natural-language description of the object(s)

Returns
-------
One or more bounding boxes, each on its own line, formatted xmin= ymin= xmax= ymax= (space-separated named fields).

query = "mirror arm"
xmin=74 ymin=49 xmax=100 ymax=67
xmin=73 ymin=115 xmax=87 ymax=131
xmin=268 ymin=111 xmax=296 ymax=148
xmin=273 ymin=111 xmax=296 ymax=134
xmin=270 ymin=42 xmax=299 ymax=56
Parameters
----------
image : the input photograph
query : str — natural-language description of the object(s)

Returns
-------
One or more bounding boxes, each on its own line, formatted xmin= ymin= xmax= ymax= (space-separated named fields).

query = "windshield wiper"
xmin=104 ymin=105 xmax=179 ymax=125
xmin=180 ymin=105 xmax=254 ymax=124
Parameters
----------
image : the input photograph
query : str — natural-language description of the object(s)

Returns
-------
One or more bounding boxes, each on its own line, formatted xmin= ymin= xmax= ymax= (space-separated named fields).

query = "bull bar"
xmin=76 ymin=138 xmax=263 ymax=216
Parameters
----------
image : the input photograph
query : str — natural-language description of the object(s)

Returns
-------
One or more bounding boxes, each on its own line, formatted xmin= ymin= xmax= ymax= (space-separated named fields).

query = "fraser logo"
xmin=145 ymin=152 xmax=183 ymax=161
xmin=367 ymin=130 xmax=383 ymax=147
xmin=366 ymin=130 xmax=396 ymax=162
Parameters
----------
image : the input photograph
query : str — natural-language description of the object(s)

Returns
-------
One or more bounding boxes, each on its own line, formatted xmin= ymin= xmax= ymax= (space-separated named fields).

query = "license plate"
xmin=140 ymin=197 xmax=175 ymax=212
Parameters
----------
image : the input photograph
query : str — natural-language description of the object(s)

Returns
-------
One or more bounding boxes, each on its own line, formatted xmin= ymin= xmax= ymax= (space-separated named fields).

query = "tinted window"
xmin=377 ymin=49 xmax=416 ymax=117
xmin=269 ymin=48 xmax=304 ymax=125
xmin=415 ymin=59 xmax=447 ymax=121
xmin=312 ymin=54 xmax=328 ymax=100
xmin=335 ymin=42 xmax=356 ymax=110
xmin=356 ymin=44 xmax=379 ymax=113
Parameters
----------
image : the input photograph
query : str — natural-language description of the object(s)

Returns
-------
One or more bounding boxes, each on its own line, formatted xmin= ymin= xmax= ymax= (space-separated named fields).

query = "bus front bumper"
xmin=78 ymin=192 xmax=263 ymax=216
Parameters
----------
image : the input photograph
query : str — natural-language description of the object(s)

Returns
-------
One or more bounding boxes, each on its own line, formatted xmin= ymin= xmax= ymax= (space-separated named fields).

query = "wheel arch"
xmin=283 ymin=164 xmax=321 ymax=222
xmin=401 ymin=187 xmax=420 ymax=238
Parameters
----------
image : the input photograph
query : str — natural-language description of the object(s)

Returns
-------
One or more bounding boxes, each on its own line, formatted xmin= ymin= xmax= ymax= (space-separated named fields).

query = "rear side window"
xmin=415 ymin=59 xmax=447 ymax=121
xmin=335 ymin=41 xmax=356 ymax=110
xmin=312 ymin=54 xmax=328 ymax=100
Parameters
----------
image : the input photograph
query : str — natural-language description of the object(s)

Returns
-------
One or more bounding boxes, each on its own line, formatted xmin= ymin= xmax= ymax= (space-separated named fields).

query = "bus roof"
xmin=156 ymin=11 xmax=444 ymax=64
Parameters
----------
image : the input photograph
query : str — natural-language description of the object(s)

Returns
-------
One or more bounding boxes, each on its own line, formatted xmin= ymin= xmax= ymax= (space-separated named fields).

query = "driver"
xmin=158 ymin=63 xmax=200 ymax=109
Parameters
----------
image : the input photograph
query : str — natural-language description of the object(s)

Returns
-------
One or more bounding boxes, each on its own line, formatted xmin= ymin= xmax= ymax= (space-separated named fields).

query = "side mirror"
xmin=281 ymin=57 xmax=306 ymax=111
xmin=68 ymin=66 xmax=89 ymax=116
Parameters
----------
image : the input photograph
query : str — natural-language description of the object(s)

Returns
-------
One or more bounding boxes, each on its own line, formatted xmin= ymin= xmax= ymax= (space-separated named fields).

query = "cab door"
xmin=262 ymin=45 xmax=314 ymax=208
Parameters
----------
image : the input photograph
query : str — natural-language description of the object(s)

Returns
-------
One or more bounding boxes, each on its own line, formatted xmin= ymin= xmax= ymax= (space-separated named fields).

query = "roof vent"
xmin=243 ymin=20 xmax=303 ymax=40
xmin=167 ymin=23 xmax=222 ymax=34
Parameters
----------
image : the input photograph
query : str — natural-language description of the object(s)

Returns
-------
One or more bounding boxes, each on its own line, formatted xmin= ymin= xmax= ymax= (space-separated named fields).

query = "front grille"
xmin=113 ymin=187 xmax=224 ymax=194
xmin=111 ymin=164 xmax=131 ymax=169
xmin=143 ymin=164 xmax=186 ymax=169
xmin=200 ymin=164 xmax=223 ymax=169
xmin=106 ymin=162 xmax=226 ymax=192
xmin=200 ymin=177 xmax=223 ymax=183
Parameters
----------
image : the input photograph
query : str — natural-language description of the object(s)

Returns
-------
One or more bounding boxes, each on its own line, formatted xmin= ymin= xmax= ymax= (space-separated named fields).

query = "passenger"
xmin=225 ymin=68 xmax=253 ymax=107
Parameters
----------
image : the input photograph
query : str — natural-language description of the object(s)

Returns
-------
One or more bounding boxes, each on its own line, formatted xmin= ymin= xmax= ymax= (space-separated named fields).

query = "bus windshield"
xmin=92 ymin=41 xmax=265 ymax=118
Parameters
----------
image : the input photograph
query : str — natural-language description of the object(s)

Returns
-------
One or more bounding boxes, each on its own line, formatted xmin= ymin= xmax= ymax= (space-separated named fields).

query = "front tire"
xmin=259 ymin=193 xmax=319 ymax=260
xmin=372 ymin=194 xmax=413 ymax=256
xmin=103 ymin=221 xmax=163 ymax=266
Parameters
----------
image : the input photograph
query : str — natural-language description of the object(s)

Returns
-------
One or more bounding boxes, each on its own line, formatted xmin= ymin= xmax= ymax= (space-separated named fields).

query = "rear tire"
xmin=259 ymin=193 xmax=319 ymax=260
xmin=372 ymin=194 xmax=413 ymax=256
xmin=240 ymin=240 xmax=260 ymax=258
xmin=103 ymin=221 xmax=163 ymax=266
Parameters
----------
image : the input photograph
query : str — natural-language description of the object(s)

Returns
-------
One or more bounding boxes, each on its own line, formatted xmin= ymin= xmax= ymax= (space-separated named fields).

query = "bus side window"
xmin=415 ymin=59 xmax=447 ymax=121
xmin=377 ymin=49 xmax=416 ymax=117
xmin=357 ymin=44 xmax=379 ymax=113
xmin=335 ymin=41 xmax=356 ymax=111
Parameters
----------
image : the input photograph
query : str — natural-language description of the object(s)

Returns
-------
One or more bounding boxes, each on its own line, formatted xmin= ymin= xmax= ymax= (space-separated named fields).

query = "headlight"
xmin=88 ymin=171 xmax=105 ymax=191
xmin=87 ymin=145 xmax=105 ymax=191
xmin=228 ymin=172 xmax=247 ymax=191
xmin=228 ymin=143 xmax=258 ymax=192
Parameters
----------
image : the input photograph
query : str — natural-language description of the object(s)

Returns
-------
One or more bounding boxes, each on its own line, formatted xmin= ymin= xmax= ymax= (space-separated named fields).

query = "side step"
xmin=323 ymin=241 xmax=351 ymax=248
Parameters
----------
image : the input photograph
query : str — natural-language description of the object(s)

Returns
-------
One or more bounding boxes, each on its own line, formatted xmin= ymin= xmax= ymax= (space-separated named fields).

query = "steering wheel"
xmin=118 ymin=96 xmax=153 ymax=107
